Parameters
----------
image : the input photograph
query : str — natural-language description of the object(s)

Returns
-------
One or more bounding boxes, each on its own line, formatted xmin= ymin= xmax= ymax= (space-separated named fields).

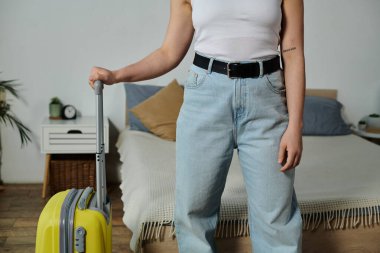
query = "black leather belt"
xmin=193 ymin=53 xmax=281 ymax=79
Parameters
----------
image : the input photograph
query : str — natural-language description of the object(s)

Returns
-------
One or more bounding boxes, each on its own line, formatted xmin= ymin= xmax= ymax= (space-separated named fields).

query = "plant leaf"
xmin=4 ymin=113 xmax=32 ymax=147
xmin=0 ymin=80 xmax=22 ymax=99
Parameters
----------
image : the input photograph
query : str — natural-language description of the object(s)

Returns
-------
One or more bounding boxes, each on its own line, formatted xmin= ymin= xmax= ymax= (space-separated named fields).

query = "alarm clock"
xmin=62 ymin=105 xmax=77 ymax=120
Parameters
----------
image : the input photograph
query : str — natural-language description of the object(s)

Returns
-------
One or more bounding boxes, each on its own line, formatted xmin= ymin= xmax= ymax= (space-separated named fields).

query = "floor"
xmin=0 ymin=184 xmax=133 ymax=253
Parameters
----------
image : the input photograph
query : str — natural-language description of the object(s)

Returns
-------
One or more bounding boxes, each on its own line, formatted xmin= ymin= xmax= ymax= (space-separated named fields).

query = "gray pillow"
xmin=302 ymin=96 xmax=352 ymax=136
xmin=124 ymin=83 xmax=163 ymax=132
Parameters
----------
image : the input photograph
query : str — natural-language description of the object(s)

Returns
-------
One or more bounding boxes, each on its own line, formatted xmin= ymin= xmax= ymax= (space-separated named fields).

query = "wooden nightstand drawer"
xmin=41 ymin=117 xmax=109 ymax=154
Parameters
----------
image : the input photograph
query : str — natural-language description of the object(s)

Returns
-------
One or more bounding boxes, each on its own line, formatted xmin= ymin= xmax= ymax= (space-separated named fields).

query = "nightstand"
xmin=41 ymin=116 xmax=109 ymax=198
xmin=351 ymin=127 xmax=380 ymax=145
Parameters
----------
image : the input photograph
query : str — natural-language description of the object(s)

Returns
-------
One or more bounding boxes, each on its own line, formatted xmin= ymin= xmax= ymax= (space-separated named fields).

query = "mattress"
xmin=116 ymin=128 xmax=380 ymax=251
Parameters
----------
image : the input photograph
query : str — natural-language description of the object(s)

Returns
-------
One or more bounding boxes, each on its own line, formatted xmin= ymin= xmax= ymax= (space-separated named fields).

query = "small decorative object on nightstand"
xmin=366 ymin=113 xmax=380 ymax=130
xmin=354 ymin=112 xmax=380 ymax=145
xmin=62 ymin=104 xmax=77 ymax=120
xmin=359 ymin=113 xmax=380 ymax=133
xmin=40 ymin=116 xmax=109 ymax=198
xmin=358 ymin=120 xmax=367 ymax=131
xmin=49 ymin=97 xmax=62 ymax=120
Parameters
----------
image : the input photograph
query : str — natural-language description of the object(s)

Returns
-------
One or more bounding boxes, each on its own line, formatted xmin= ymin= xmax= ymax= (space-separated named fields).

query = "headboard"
xmin=125 ymin=88 xmax=338 ymax=126
xmin=305 ymin=89 xmax=337 ymax=100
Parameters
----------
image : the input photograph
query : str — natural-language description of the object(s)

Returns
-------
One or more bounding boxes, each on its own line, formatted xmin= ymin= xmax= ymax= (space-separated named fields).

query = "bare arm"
xmin=280 ymin=0 xmax=305 ymax=130
xmin=278 ymin=0 xmax=305 ymax=172
xmin=89 ymin=0 xmax=194 ymax=86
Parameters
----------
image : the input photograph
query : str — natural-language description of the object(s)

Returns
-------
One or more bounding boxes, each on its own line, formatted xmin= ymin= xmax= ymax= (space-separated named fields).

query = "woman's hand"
xmin=278 ymin=125 xmax=303 ymax=172
xmin=88 ymin=66 xmax=118 ymax=89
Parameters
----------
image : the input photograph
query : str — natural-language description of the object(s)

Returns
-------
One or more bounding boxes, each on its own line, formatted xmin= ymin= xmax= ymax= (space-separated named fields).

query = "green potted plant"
xmin=0 ymin=77 xmax=32 ymax=191
xmin=49 ymin=97 xmax=62 ymax=119
xmin=358 ymin=120 xmax=367 ymax=131
xmin=367 ymin=113 xmax=380 ymax=129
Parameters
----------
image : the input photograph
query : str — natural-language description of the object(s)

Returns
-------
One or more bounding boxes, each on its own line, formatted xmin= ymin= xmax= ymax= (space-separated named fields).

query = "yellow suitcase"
xmin=36 ymin=187 xmax=112 ymax=253
xmin=36 ymin=81 xmax=112 ymax=253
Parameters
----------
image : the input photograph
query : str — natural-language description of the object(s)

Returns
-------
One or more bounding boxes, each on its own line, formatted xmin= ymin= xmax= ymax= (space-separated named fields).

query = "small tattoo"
xmin=283 ymin=47 xmax=296 ymax=53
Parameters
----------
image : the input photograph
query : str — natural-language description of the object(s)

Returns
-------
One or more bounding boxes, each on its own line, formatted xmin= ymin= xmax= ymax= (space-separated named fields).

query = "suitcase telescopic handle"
xmin=94 ymin=80 xmax=107 ymax=212
xmin=94 ymin=80 xmax=103 ymax=95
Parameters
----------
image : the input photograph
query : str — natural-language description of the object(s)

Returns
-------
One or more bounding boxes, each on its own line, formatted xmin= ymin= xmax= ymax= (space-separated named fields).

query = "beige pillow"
xmin=129 ymin=79 xmax=183 ymax=141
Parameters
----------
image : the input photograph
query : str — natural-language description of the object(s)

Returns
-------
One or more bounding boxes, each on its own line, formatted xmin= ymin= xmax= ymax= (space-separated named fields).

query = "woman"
xmin=89 ymin=0 xmax=305 ymax=252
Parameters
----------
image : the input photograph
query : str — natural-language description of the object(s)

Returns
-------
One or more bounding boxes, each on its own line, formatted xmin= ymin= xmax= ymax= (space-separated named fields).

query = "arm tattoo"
xmin=282 ymin=47 xmax=296 ymax=53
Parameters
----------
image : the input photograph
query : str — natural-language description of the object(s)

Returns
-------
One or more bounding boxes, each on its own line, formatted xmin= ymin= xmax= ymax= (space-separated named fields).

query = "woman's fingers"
xmin=88 ymin=66 xmax=116 ymax=89
xmin=280 ymin=149 xmax=302 ymax=172
xmin=280 ymin=150 xmax=295 ymax=172
xmin=278 ymin=142 xmax=287 ymax=164
xmin=278 ymin=127 xmax=303 ymax=172
xmin=88 ymin=67 xmax=100 ymax=89
xmin=293 ymin=151 xmax=302 ymax=168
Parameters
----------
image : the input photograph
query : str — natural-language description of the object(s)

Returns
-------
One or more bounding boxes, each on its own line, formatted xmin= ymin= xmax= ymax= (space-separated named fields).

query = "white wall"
xmin=0 ymin=0 xmax=379 ymax=183
xmin=304 ymin=0 xmax=380 ymax=122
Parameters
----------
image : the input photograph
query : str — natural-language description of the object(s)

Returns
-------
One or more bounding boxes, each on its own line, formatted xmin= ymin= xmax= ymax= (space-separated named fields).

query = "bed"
xmin=116 ymin=88 xmax=380 ymax=253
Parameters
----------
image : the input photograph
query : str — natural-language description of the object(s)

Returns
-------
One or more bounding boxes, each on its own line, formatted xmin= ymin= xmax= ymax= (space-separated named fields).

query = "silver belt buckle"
xmin=227 ymin=62 xmax=237 ymax=79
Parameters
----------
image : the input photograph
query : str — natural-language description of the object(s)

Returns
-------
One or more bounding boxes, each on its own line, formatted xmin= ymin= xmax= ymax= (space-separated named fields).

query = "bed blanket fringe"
xmin=301 ymin=205 xmax=380 ymax=231
xmin=134 ymin=204 xmax=380 ymax=252
xmin=135 ymin=218 xmax=252 ymax=252
xmin=298 ymin=199 xmax=380 ymax=231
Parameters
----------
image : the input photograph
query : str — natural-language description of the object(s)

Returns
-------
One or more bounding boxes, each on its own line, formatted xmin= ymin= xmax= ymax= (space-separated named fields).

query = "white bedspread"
xmin=116 ymin=128 xmax=380 ymax=251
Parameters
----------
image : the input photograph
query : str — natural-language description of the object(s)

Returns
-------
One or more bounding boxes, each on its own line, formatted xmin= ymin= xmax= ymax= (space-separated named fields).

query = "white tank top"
xmin=191 ymin=0 xmax=282 ymax=62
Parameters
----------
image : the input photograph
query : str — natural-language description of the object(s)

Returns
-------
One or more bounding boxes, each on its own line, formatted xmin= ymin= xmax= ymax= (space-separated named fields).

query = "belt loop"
xmin=207 ymin=57 xmax=215 ymax=74
xmin=258 ymin=61 xmax=264 ymax=78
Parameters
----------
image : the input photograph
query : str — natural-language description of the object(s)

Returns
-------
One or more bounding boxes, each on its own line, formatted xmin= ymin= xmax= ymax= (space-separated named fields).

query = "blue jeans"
xmin=175 ymin=54 xmax=302 ymax=253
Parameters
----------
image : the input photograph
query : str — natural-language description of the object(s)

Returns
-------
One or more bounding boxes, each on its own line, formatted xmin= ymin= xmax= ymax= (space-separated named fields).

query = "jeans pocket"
xmin=264 ymin=69 xmax=286 ymax=94
xmin=184 ymin=65 xmax=207 ymax=89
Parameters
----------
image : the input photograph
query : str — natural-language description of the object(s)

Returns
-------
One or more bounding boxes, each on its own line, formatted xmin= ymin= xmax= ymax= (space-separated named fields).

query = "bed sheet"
xmin=116 ymin=128 xmax=380 ymax=251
